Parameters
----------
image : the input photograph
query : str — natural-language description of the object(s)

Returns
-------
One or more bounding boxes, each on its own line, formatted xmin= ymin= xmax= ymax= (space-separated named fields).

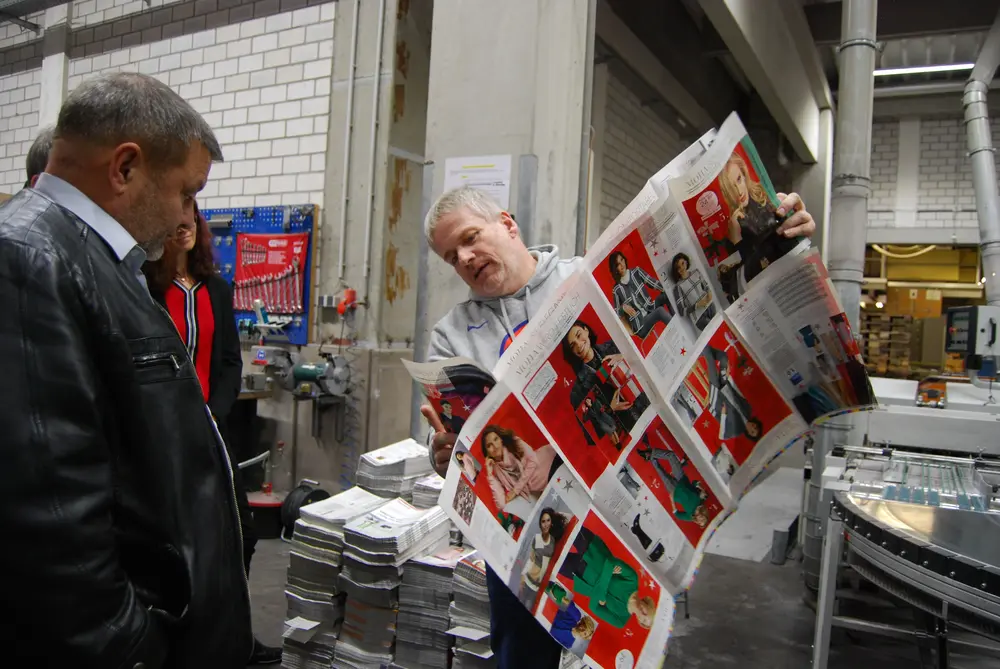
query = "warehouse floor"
xmin=249 ymin=539 xmax=997 ymax=668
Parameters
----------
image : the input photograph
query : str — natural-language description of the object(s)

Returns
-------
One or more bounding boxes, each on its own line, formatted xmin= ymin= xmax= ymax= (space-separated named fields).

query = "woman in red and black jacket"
xmin=144 ymin=204 xmax=281 ymax=666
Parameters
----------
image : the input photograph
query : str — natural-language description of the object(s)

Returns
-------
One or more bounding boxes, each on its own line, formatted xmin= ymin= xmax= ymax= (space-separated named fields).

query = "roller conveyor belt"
xmin=834 ymin=492 xmax=1000 ymax=625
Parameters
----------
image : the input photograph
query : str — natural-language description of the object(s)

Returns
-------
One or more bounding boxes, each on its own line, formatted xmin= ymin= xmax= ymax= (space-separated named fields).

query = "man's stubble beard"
xmin=124 ymin=179 xmax=172 ymax=261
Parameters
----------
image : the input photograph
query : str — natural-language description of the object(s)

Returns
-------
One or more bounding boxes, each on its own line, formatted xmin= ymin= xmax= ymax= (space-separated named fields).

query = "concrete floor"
xmin=249 ymin=539 xmax=997 ymax=668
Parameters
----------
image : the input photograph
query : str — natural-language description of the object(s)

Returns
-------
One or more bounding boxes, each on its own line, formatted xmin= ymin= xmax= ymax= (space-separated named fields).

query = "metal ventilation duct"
xmin=965 ymin=10 xmax=1000 ymax=306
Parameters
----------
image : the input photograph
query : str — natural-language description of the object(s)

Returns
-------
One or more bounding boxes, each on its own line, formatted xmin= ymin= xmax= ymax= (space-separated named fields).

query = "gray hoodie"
xmin=427 ymin=244 xmax=582 ymax=367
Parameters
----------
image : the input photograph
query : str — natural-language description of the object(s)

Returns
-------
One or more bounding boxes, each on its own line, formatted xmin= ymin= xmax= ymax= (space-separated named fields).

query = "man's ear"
xmin=109 ymin=142 xmax=143 ymax=194
xmin=500 ymin=211 xmax=519 ymax=238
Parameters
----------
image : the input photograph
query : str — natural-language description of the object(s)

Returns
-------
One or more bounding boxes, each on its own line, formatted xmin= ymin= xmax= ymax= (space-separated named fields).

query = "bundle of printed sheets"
xmin=407 ymin=113 xmax=876 ymax=669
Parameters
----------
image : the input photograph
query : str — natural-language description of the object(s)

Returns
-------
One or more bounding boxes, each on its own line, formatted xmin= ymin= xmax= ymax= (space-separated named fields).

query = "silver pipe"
xmin=575 ymin=0 xmax=598 ymax=257
xmin=827 ymin=0 xmax=878 ymax=331
xmin=336 ymin=0 xmax=361 ymax=284
xmin=965 ymin=10 xmax=1000 ymax=306
xmin=819 ymin=108 xmax=835 ymax=265
xmin=361 ymin=0 xmax=388 ymax=299
xmin=411 ymin=162 xmax=436 ymax=440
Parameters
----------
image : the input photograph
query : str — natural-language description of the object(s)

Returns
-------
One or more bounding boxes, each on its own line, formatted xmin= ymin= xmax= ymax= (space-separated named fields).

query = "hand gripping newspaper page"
xmin=407 ymin=113 xmax=875 ymax=669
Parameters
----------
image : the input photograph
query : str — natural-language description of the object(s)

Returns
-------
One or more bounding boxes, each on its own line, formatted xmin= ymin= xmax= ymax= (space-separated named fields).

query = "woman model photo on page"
xmin=519 ymin=507 xmax=570 ymax=608
xmin=719 ymin=151 xmax=801 ymax=291
xmin=607 ymin=250 xmax=673 ymax=342
xmin=143 ymin=203 xmax=281 ymax=665
xmin=562 ymin=319 xmax=650 ymax=450
xmin=670 ymin=252 xmax=716 ymax=333
xmin=480 ymin=425 xmax=561 ymax=519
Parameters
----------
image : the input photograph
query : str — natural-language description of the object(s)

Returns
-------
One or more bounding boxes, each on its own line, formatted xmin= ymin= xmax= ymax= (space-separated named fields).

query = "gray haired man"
xmin=0 ymin=73 xmax=252 ymax=667
xmin=24 ymin=124 xmax=54 ymax=188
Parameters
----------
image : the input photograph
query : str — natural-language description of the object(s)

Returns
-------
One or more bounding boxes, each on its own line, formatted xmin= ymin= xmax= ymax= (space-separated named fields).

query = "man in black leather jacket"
xmin=0 ymin=72 xmax=252 ymax=668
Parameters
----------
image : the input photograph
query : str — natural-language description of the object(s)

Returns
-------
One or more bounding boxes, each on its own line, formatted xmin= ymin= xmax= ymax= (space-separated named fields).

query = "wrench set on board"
xmin=233 ymin=233 xmax=308 ymax=314
xmin=203 ymin=205 xmax=317 ymax=346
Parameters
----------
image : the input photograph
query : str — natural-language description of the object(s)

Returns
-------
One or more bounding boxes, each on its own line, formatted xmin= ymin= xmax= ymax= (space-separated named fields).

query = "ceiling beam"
xmin=806 ymin=0 xmax=1000 ymax=46
xmin=704 ymin=0 xmax=1000 ymax=53
xmin=700 ymin=0 xmax=820 ymax=162
xmin=596 ymin=0 xmax=715 ymax=131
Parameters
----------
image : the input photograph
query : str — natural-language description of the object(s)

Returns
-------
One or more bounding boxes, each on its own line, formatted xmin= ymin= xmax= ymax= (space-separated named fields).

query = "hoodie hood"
xmin=468 ymin=244 xmax=567 ymax=340
xmin=427 ymin=244 xmax=583 ymax=366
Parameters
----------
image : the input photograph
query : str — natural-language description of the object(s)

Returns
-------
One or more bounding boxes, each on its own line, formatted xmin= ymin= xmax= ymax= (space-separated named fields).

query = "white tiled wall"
xmin=67 ymin=1 xmax=334 ymax=208
xmin=73 ymin=0 xmax=185 ymax=28
xmin=0 ymin=69 xmax=42 ymax=194
xmin=599 ymin=71 xmax=686 ymax=228
xmin=0 ymin=12 xmax=44 ymax=50
xmin=869 ymin=116 xmax=1000 ymax=232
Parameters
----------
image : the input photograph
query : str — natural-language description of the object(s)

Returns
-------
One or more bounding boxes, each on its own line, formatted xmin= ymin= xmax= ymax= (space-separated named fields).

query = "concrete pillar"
xmin=39 ymin=2 xmax=72 ymax=128
xmin=792 ymin=108 xmax=835 ymax=263
xmin=420 ymin=0 xmax=593 ymax=344
xmin=294 ymin=0 xmax=430 ymax=490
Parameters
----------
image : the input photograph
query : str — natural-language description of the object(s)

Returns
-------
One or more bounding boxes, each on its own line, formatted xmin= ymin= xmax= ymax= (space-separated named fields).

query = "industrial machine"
xmin=251 ymin=345 xmax=351 ymax=399
xmin=808 ymin=306 xmax=1000 ymax=668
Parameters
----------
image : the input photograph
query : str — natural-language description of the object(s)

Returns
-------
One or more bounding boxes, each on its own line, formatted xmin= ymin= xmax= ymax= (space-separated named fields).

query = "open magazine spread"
xmin=409 ymin=113 xmax=876 ymax=669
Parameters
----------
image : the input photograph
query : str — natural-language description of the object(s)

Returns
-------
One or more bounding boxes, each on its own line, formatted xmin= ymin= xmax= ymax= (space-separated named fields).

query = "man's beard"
xmin=124 ymin=180 xmax=172 ymax=261
xmin=143 ymin=240 xmax=166 ymax=262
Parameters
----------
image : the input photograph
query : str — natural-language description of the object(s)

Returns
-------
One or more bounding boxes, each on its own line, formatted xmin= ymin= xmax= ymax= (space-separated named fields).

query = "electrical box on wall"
xmin=202 ymin=205 xmax=318 ymax=346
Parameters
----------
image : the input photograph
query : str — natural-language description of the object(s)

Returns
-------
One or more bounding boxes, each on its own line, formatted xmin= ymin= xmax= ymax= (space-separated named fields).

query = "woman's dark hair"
xmin=538 ymin=507 xmax=568 ymax=543
xmin=143 ymin=202 xmax=217 ymax=294
xmin=480 ymin=425 xmax=524 ymax=460
xmin=608 ymin=251 xmax=628 ymax=283
xmin=670 ymin=252 xmax=690 ymax=283
xmin=744 ymin=417 xmax=764 ymax=442
xmin=561 ymin=320 xmax=599 ymax=372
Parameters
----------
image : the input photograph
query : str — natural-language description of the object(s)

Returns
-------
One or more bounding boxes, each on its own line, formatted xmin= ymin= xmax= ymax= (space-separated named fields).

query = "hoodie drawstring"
xmin=497 ymin=299 xmax=515 ymax=340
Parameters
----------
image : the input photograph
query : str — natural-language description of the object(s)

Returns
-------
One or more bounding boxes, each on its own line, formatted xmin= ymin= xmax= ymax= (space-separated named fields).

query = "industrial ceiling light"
xmin=874 ymin=63 xmax=974 ymax=77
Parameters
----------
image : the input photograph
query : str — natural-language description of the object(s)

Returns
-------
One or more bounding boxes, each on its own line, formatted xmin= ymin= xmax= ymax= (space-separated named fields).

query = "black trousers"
xmin=220 ymin=421 xmax=258 ymax=576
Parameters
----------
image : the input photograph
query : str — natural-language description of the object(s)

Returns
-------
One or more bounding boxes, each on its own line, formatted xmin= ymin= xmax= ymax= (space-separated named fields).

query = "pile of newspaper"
xmin=449 ymin=552 xmax=495 ymax=668
xmin=280 ymin=487 xmax=389 ymax=668
xmin=355 ymin=438 xmax=434 ymax=501
xmin=411 ymin=473 xmax=445 ymax=509
xmin=392 ymin=547 xmax=473 ymax=669
xmin=333 ymin=498 xmax=452 ymax=667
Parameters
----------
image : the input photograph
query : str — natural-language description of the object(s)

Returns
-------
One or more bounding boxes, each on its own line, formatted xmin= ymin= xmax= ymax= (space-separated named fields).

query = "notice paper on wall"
xmin=443 ymin=154 xmax=513 ymax=209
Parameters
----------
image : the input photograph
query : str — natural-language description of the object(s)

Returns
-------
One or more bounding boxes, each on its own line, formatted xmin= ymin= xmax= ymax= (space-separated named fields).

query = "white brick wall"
xmin=0 ymin=69 xmax=42 ymax=194
xmin=869 ymin=116 xmax=1000 ymax=232
xmin=869 ymin=121 xmax=897 ymax=213
xmin=0 ymin=12 xmax=44 ymax=50
xmin=74 ymin=0 xmax=185 ymax=28
xmin=67 ymin=1 xmax=335 ymax=208
xmin=599 ymin=71 xmax=687 ymax=227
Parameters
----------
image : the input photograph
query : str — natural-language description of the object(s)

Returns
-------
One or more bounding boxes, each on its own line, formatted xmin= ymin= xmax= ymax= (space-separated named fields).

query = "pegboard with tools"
xmin=202 ymin=204 xmax=318 ymax=346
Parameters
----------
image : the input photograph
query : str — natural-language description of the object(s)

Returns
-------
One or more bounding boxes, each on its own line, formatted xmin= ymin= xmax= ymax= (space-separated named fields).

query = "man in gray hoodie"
xmin=420 ymin=185 xmax=815 ymax=668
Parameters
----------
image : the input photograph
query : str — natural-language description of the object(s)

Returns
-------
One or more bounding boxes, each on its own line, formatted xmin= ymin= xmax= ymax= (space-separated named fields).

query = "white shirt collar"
xmin=33 ymin=173 xmax=145 ymax=268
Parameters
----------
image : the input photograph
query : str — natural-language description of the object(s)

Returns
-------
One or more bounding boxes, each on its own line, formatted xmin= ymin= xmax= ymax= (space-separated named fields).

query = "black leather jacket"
xmin=0 ymin=190 xmax=252 ymax=667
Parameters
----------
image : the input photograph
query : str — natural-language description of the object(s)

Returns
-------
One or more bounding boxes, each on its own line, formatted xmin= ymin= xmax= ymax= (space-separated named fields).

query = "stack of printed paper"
xmin=280 ymin=617 xmax=338 ymax=669
xmin=343 ymin=498 xmax=451 ymax=567
xmin=280 ymin=487 xmax=390 ymax=668
xmin=355 ymin=438 xmax=434 ymax=501
xmin=393 ymin=546 xmax=474 ymax=669
xmin=411 ymin=473 xmax=445 ymax=509
xmin=448 ymin=553 xmax=495 ymax=668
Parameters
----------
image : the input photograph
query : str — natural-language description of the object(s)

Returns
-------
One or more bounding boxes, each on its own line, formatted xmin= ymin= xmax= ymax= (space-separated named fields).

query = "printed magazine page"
xmin=403 ymin=357 xmax=497 ymax=434
xmin=409 ymin=111 xmax=877 ymax=669
xmin=723 ymin=249 xmax=876 ymax=423
xmin=660 ymin=315 xmax=807 ymax=498
xmin=666 ymin=113 xmax=811 ymax=308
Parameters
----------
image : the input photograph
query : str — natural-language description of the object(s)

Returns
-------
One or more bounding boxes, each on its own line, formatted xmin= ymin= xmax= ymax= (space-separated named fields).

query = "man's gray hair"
xmin=25 ymin=125 xmax=54 ymax=184
xmin=424 ymin=186 xmax=504 ymax=246
xmin=56 ymin=72 xmax=223 ymax=168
